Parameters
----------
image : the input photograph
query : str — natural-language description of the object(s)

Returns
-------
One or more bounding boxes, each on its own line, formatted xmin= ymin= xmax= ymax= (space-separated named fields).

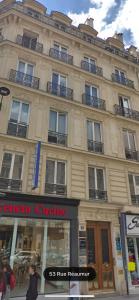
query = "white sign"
xmin=126 ymin=215 xmax=139 ymax=235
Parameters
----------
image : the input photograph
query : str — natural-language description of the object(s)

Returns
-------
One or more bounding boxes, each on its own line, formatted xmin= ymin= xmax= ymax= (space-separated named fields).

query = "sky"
xmin=34 ymin=0 xmax=139 ymax=49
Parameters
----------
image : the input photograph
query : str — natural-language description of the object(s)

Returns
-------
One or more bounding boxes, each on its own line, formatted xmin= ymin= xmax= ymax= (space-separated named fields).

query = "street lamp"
xmin=0 ymin=86 xmax=10 ymax=110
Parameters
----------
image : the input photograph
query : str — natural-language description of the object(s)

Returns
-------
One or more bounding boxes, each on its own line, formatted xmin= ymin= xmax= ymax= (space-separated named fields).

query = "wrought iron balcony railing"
xmin=125 ymin=148 xmax=139 ymax=161
xmin=47 ymin=82 xmax=73 ymax=101
xmin=49 ymin=48 xmax=73 ymax=65
xmin=82 ymin=94 xmax=106 ymax=110
xmin=88 ymin=140 xmax=104 ymax=153
xmin=7 ymin=121 xmax=28 ymax=138
xmin=81 ymin=61 xmax=103 ymax=76
xmin=16 ymin=35 xmax=43 ymax=53
xmin=131 ymin=195 xmax=139 ymax=205
xmin=114 ymin=105 xmax=139 ymax=121
xmin=48 ymin=131 xmax=67 ymax=146
xmin=9 ymin=69 xmax=40 ymax=89
xmin=89 ymin=189 xmax=107 ymax=201
xmin=0 ymin=178 xmax=22 ymax=191
xmin=45 ymin=183 xmax=67 ymax=195
xmin=112 ymin=73 xmax=134 ymax=89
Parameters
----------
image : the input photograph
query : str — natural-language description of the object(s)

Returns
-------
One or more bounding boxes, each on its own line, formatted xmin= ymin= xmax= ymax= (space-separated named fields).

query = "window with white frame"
xmin=123 ymin=130 xmax=136 ymax=151
xmin=18 ymin=61 xmax=34 ymax=76
xmin=48 ymin=110 xmax=67 ymax=146
xmin=119 ymin=96 xmax=130 ymax=110
xmin=0 ymin=152 xmax=23 ymax=190
xmin=115 ymin=69 xmax=126 ymax=82
xmin=88 ymin=167 xmax=106 ymax=200
xmin=129 ymin=174 xmax=139 ymax=203
xmin=54 ymin=43 xmax=68 ymax=54
xmin=45 ymin=160 xmax=66 ymax=195
xmin=87 ymin=120 xmax=103 ymax=153
xmin=85 ymin=84 xmax=98 ymax=97
xmin=7 ymin=100 xmax=29 ymax=138
xmin=52 ymin=73 xmax=66 ymax=87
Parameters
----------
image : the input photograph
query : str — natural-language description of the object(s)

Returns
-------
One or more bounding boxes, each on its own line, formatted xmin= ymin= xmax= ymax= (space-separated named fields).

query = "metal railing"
xmin=47 ymin=82 xmax=73 ymax=100
xmin=125 ymin=148 xmax=139 ymax=161
xmin=7 ymin=121 xmax=28 ymax=138
xmin=16 ymin=35 xmax=43 ymax=53
xmin=81 ymin=61 xmax=103 ymax=76
xmin=49 ymin=48 xmax=73 ymax=64
xmin=0 ymin=178 xmax=22 ymax=191
xmin=45 ymin=183 xmax=67 ymax=195
xmin=82 ymin=94 xmax=106 ymax=110
xmin=112 ymin=73 xmax=134 ymax=89
xmin=114 ymin=105 xmax=139 ymax=121
xmin=88 ymin=140 xmax=104 ymax=153
xmin=9 ymin=69 xmax=40 ymax=89
xmin=48 ymin=131 xmax=67 ymax=146
xmin=89 ymin=189 xmax=107 ymax=200
xmin=131 ymin=195 xmax=139 ymax=205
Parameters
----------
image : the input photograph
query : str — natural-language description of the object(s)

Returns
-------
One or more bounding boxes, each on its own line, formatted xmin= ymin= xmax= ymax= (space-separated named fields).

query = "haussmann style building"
xmin=1 ymin=0 xmax=139 ymax=297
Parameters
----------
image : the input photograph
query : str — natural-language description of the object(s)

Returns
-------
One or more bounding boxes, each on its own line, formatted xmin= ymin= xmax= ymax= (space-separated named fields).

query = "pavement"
xmin=10 ymin=295 xmax=139 ymax=300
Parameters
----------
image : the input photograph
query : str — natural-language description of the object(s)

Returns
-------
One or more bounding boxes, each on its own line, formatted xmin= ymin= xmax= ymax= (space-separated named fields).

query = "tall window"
xmin=129 ymin=174 xmax=139 ymax=204
xmin=45 ymin=160 xmax=66 ymax=195
xmin=85 ymin=84 xmax=98 ymax=97
xmin=54 ymin=43 xmax=68 ymax=54
xmin=22 ymin=33 xmax=37 ymax=50
xmin=52 ymin=73 xmax=67 ymax=97
xmin=123 ymin=130 xmax=137 ymax=160
xmin=84 ymin=57 xmax=96 ymax=72
xmin=87 ymin=120 xmax=103 ymax=153
xmin=17 ymin=61 xmax=34 ymax=86
xmin=88 ymin=167 xmax=107 ymax=200
xmin=48 ymin=110 xmax=67 ymax=146
xmin=7 ymin=100 xmax=29 ymax=138
xmin=0 ymin=152 xmax=23 ymax=190
xmin=119 ymin=96 xmax=130 ymax=116
xmin=115 ymin=69 xmax=126 ymax=83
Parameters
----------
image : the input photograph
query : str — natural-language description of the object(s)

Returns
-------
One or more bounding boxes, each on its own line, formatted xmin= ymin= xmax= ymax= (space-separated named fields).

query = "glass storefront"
xmin=127 ymin=237 xmax=139 ymax=286
xmin=0 ymin=217 xmax=70 ymax=297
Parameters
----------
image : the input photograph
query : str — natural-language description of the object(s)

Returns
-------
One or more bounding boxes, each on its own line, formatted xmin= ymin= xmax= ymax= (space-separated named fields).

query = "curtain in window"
xmin=57 ymin=162 xmax=65 ymax=185
xmin=10 ymin=101 xmax=20 ymax=122
xmin=0 ymin=153 xmax=12 ymax=178
xmin=46 ymin=160 xmax=55 ymax=183
xmin=58 ymin=113 xmax=66 ymax=134
xmin=97 ymin=169 xmax=104 ymax=190
xmin=12 ymin=155 xmax=23 ymax=179
xmin=88 ymin=167 xmax=95 ymax=189
xmin=20 ymin=103 xmax=29 ymax=124
xmin=87 ymin=121 xmax=93 ymax=140
xmin=94 ymin=122 xmax=101 ymax=142
xmin=49 ymin=111 xmax=57 ymax=132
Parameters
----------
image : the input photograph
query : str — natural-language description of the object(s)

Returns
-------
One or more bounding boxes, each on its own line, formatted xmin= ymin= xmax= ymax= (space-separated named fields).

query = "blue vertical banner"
xmin=32 ymin=141 xmax=41 ymax=189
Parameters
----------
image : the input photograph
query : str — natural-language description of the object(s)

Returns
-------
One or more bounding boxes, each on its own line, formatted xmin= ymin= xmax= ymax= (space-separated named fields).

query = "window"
xmin=84 ymin=57 xmax=96 ymax=73
xmin=7 ymin=100 xmax=29 ymax=138
xmin=85 ymin=84 xmax=98 ymax=97
xmin=87 ymin=120 xmax=103 ymax=153
xmin=16 ymin=61 xmax=34 ymax=87
xmin=48 ymin=110 xmax=67 ymax=146
xmin=0 ymin=152 xmax=23 ymax=190
xmin=119 ymin=96 xmax=131 ymax=116
xmin=54 ymin=43 xmax=68 ymax=54
xmin=45 ymin=160 xmax=66 ymax=195
xmin=129 ymin=174 xmax=139 ymax=204
xmin=22 ymin=33 xmax=37 ymax=50
xmin=123 ymin=130 xmax=137 ymax=160
xmin=115 ymin=69 xmax=126 ymax=83
xmin=88 ymin=167 xmax=107 ymax=200
xmin=52 ymin=73 xmax=67 ymax=97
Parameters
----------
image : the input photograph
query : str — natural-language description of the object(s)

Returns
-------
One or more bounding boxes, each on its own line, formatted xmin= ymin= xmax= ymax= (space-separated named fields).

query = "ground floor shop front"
xmin=0 ymin=192 xmax=79 ymax=297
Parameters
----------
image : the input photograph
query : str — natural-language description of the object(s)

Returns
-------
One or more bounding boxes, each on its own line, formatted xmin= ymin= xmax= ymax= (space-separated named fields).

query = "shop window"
xmin=45 ymin=160 xmax=66 ymax=195
xmin=7 ymin=99 xmax=29 ymax=138
xmin=88 ymin=167 xmax=107 ymax=201
xmin=127 ymin=237 xmax=139 ymax=285
xmin=48 ymin=110 xmax=67 ymax=146
xmin=0 ymin=152 xmax=23 ymax=191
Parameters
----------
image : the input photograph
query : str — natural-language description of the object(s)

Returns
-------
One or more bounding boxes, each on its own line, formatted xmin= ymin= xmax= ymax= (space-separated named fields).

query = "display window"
xmin=127 ymin=237 xmax=139 ymax=285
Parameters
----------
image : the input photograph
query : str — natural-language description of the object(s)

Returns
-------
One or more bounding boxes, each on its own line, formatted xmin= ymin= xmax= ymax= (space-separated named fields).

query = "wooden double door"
xmin=87 ymin=222 xmax=114 ymax=290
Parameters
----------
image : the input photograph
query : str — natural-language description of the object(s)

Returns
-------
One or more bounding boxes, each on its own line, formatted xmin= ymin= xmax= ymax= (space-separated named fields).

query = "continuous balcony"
xmin=81 ymin=61 xmax=103 ymax=76
xmin=125 ymin=148 xmax=139 ymax=161
xmin=48 ymin=131 xmax=67 ymax=146
xmin=88 ymin=140 xmax=104 ymax=154
xmin=49 ymin=48 xmax=73 ymax=65
xmin=131 ymin=195 xmax=139 ymax=205
xmin=112 ymin=73 xmax=134 ymax=89
xmin=89 ymin=189 xmax=107 ymax=201
xmin=114 ymin=105 xmax=139 ymax=121
xmin=0 ymin=178 xmax=22 ymax=191
xmin=45 ymin=183 xmax=67 ymax=195
xmin=16 ymin=35 xmax=43 ymax=53
xmin=82 ymin=94 xmax=106 ymax=110
xmin=47 ymin=82 xmax=73 ymax=101
xmin=7 ymin=121 xmax=28 ymax=138
xmin=9 ymin=69 xmax=40 ymax=89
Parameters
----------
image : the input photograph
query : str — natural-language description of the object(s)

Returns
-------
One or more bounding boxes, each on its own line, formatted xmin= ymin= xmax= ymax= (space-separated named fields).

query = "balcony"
xmin=45 ymin=183 xmax=67 ymax=195
xmin=89 ymin=189 xmax=107 ymax=201
xmin=112 ymin=73 xmax=134 ymax=89
xmin=81 ymin=61 xmax=103 ymax=76
xmin=47 ymin=82 xmax=73 ymax=101
xmin=88 ymin=140 xmax=104 ymax=154
xmin=131 ymin=195 xmax=139 ymax=205
xmin=0 ymin=178 xmax=22 ymax=191
xmin=16 ymin=35 xmax=43 ymax=53
xmin=48 ymin=131 xmax=67 ymax=146
xmin=9 ymin=69 xmax=40 ymax=90
xmin=7 ymin=121 xmax=28 ymax=138
xmin=125 ymin=148 xmax=139 ymax=161
xmin=49 ymin=48 xmax=73 ymax=65
xmin=82 ymin=94 xmax=106 ymax=110
xmin=114 ymin=105 xmax=139 ymax=121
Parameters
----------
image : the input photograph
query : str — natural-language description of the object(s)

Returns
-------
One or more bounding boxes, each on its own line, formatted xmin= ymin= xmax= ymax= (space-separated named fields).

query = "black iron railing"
xmin=47 ymin=82 xmax=73 ymax=100
xmin=0 ymin=178 xmax=22 ymax=191
xmin=88 ymin=140 xmax=104 ymax=153
xmin=16 ymin=35 xmax=43 ymax=53
xmin=9 ymin=69 xmax=40 ymax=89
xmin=131 ymin=195 xmax=139 ymax=205
xmin=114 ymin=105 xmax=139 ymax=121
xmin=125 ymin=148 xmax=139 ymax=161
xmin=81 ymin=61 xmax=103 ymax=76
xmin=82 ymin=94 xmax=106 ymax=110
xmin=48 ymin=131 xmax=67 ymax=146
xmin=49 ymin=48 xmax=73 ymax=64
xmin=45 ymin=183 xmax=67 ymax=195
xmin=89 ymin=189 xmax=107 ymax=200
xmin=7 ymin=121 xmax=28 ymax=138
xmin=112 ymin=73 xmax=134 ymax=89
